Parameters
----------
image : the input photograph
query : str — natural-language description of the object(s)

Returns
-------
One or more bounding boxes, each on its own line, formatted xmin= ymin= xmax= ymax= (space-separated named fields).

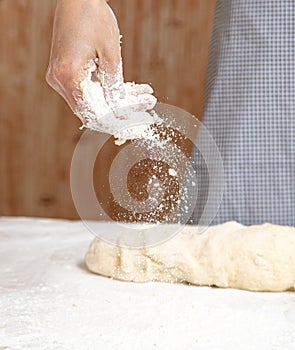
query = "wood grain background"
xmin=0 ymin=0 xmax=215 ymax=219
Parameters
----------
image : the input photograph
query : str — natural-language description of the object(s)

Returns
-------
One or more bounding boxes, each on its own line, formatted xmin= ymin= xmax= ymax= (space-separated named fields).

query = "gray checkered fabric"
xmin=191 ymin=0 xmax=295 ymax=226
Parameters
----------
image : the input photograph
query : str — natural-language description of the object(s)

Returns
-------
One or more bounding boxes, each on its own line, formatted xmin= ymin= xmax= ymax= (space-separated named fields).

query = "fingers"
xmin=126 ymin=83 xmax=157 ymax=111
xmin=128 ymin=83 xmax=154 ymax=95
xmin=135 ymin=94 xmax=157 ymax=111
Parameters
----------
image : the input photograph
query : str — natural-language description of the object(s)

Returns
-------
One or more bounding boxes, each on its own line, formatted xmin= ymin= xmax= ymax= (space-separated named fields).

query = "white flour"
xmin=75 ymin=60 xmax=160 ymax=145
xmin=2 ymin=217 xmax=295 ymax=350
xmin=73 ymin=61 xmax=192 ymax=223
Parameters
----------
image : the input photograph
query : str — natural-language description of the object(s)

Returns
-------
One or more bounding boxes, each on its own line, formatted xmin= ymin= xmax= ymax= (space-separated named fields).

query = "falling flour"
xmin=74 ymin=60 xmax=194 ymax=224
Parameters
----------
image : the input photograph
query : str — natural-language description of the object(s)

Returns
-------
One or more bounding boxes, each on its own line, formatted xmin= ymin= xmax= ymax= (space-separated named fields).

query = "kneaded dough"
xmin=85 ymin=221 xmax=295 ymax=292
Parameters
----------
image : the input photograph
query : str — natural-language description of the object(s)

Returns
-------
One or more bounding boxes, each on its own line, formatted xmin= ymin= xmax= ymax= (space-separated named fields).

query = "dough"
xmin=85 ymin=221 xmax=295 ymax=292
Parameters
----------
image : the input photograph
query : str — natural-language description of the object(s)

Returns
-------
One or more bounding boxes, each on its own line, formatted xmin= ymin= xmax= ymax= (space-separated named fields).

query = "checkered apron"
xmin=191 ymin=0 xmax=295 ymax=226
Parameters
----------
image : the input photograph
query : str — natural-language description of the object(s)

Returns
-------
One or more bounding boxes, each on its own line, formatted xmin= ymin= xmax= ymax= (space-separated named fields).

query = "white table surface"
xmin=1 ymin=217 xmax=295 ymax=350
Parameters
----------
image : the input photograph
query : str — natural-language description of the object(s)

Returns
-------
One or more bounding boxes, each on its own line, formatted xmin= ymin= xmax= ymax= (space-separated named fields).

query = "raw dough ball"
xmin=85 ymin=221 xmax=295 ymax=292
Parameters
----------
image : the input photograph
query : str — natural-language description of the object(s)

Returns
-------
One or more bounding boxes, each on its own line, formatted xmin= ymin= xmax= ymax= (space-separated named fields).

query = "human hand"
xmin=46 ymin=0 xmax=154 ymax=122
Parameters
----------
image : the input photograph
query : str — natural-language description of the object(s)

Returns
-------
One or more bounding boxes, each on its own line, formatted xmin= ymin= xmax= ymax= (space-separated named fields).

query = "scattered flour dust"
xmin=75 ymin=59 xmax=161 ymax=145
xmin=73 ymin=60 xmax=193 ymax=222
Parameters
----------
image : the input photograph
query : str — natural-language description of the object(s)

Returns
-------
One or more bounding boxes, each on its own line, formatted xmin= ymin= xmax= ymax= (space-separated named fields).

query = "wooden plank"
xmin=0 ymin=0 xmax=80 ymax=218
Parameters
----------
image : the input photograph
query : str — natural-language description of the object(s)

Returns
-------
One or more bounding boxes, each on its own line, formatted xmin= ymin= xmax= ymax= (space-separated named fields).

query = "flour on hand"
xmin=75 ymin=59 xmax=160 ymax=145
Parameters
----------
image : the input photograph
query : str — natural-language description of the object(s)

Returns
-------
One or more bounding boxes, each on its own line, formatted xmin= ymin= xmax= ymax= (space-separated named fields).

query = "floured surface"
xmin=1 ymin=217 xmax=295 ymax=350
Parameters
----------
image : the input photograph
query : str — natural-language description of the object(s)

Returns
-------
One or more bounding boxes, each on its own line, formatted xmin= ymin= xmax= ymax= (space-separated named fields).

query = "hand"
xmin=46 ymin=0 xmax=152 ymax=119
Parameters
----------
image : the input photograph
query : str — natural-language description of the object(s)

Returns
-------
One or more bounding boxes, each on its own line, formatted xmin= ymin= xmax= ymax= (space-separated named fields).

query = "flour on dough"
xmin=85 ymin=221 xmax=295 ymax=292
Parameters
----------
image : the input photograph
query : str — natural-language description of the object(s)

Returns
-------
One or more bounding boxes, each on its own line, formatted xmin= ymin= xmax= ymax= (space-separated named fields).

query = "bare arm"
xmin=46 ymin=0 xmax=125 ymax=115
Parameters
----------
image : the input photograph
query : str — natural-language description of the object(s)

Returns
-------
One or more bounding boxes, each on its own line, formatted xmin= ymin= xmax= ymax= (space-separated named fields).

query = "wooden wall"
xmin=0 ymin=0 xmax=216 ymax=219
